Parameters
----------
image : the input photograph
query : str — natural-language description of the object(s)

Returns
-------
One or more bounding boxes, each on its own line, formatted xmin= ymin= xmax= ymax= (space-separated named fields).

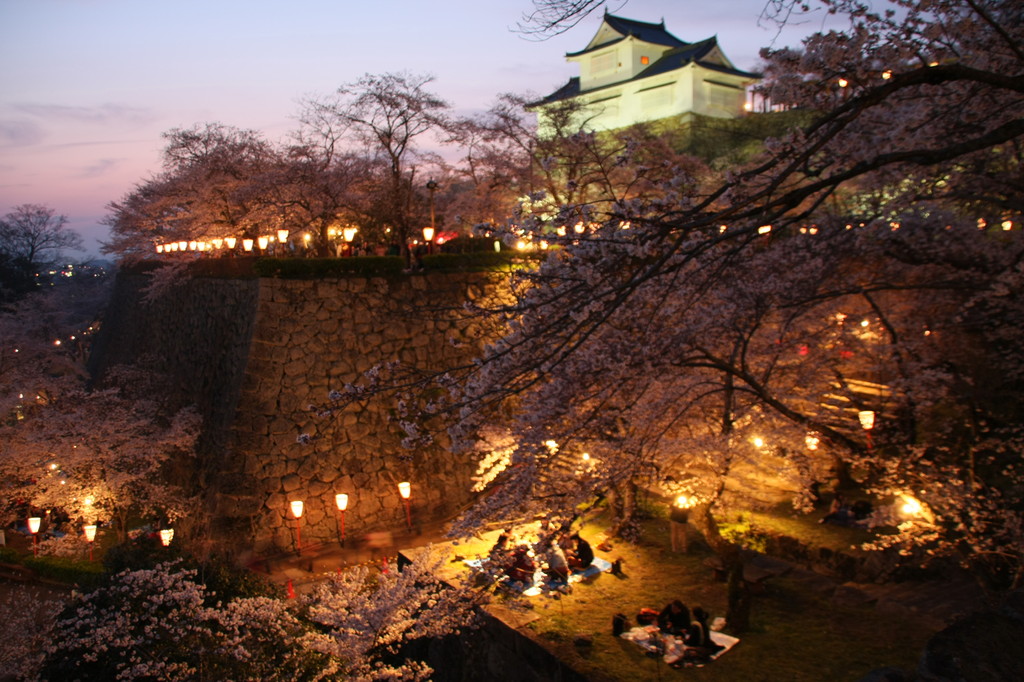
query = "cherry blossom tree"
xmin=39 ymin=562 xmax=335 ymax=681
xmin=299 ymin=73 xmax=452 ymax=260
xmin=33 ymin=553 xmax=479 ymax=681
xmin=103 ymin=123 xmax=281 ymax=260
xmin=299 ymin=549 xmax=483 ymax=681
xmin=0 ymin=272 xmax=201 ymax=544
xmin=327 ymin=1 xmax=1024 ymax=625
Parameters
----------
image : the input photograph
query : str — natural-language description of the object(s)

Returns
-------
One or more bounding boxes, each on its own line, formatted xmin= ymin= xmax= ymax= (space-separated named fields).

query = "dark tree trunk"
xmin=691 ymin=504 xmax=751 ymax=634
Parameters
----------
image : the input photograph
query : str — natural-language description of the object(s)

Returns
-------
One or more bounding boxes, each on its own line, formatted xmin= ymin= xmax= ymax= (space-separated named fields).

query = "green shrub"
xmin=719 ymin=515 xmax=771 ymax=553
xmin=23 ymin=555 xmax=104 ymax=588
xmin=422 ymin=250 xmax=545 ymax=272
xmin=253 ymin=256 xmax=405 ymax=278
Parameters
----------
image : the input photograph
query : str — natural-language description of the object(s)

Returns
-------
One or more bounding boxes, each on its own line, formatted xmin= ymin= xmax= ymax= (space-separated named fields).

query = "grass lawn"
xmin=451 ymin=512 xmax=935 ymax=682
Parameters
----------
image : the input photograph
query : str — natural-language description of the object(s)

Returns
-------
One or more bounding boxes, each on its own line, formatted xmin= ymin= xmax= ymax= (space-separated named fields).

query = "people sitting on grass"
xmin=657 ymin=600 xmax=691 ymax=636
xmin=821 ymin=493 xmax=874 ymax=527
xmin=541 ymin=538 xmax=570 ymax=582
xmin=506 ymin=545 xmax=536 ymax=585
xmin=684 ymin=607 xmax=724 ymax=661
xmin=566 ymin=532 xmax=594 ymax=571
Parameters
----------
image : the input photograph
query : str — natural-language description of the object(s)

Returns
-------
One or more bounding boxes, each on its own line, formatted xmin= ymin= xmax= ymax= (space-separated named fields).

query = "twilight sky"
xmin=0 ymin=0 xmax=833 ymax=257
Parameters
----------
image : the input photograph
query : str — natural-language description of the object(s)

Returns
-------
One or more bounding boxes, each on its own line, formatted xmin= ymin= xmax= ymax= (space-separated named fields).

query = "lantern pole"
xmin=426 ymin=179 xmax=438 ymax=254
xmin=290 ymin=500 xmax=304 ymax=555
xmin=84 ymin=524 xmax=97 ymax=561
xmin=858 ymin=410 xmax=875 ymax=449
xmin=398 ymin=482 xmax=413 ymax=532
xmin=335 ymin=493 xmax=349 ymax=546
xmin=28 ymin=516 xmax=41 ymax=557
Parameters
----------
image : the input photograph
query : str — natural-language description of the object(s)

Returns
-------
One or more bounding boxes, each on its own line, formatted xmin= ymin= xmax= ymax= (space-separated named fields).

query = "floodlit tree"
xmin=103 ymin=123 xmax=280 ymax=259
xmin=300 ymin=550 xmax=482 ymax=681
xmin=33 ymin=554 xmax=478 ymax=681
xmin=0 ymin=204 xmax=84 ymax=300
xmin=332 ymin=0 xmax=1024 ymax=622
xmin=277 ymin=127 xmax=377 ymax=257
xmin=300 ymin=73 xmax=452 ymax=259
xmin=40 ymin=562 xmax=335 ymax=681
xmin=0 ymin=364 xmax=202 ymax=544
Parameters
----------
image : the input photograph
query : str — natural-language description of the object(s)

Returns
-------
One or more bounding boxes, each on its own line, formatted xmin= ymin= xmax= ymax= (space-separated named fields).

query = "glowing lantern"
xmin=225 ymin=237 xmax=237 ymax=249
xmin=805 ymin=433 xmax=820 ymax=450
xmin=257 ymin=236 xmax=269 ymax=250
xmin=178 ymin=241 xmax=188 ymax=251
xmin=159 ymin=528 xmax=174 ymax=546
xmin=493 ymin=240 xmax=501 ymax=252
xmin=156 ymin=244 xmax=164 ymax=253
xmin=343 ymin=226 xmax=358 ymax=243
xmin=422 ymin=226 xmax=435 ymax=242
xmin=838 ymin=78 xmax=849 ymax=87
xmin=900 ymin=496 xmax=922 ymax=517
xmin=242 ymin=238 xmax=254 ymax=252
xmin=290 ymin=500 xmax=304 ymax=518
xmin=212 ymin=238 xmax=223 ymax=249
xmin=188 ymin=241 xmax=197 ymax=251
xmin=277 ymin=229 xmax=289 ymax=243
xmin=858 ymin=410 xmax=876 ymax=430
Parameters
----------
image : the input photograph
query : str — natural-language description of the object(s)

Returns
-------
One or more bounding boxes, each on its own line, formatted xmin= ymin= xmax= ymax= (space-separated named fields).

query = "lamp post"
xmin=335 ymin=493 xmax=349 ymax=546
xmin=290 ymin=500 xmax=304 ymax=554
xmin=670 ymin=495 xmax=694 ymax=553
xmin=84 ymin=524 xmax=97 ymax=561
xmin=159 ymin=528 xmax=174 ymax=547
xmin=28 ymin=516 xmax=41 ymax=556
xmin=426 ymin=179 xmax=438 ymax=254
xmin=858 ymin=410 xmax=875 ymax=449
xmin=422 ymin=226 xmax=435 ymax=255
xmin=398 ymin=482 xmax=412 ymax=532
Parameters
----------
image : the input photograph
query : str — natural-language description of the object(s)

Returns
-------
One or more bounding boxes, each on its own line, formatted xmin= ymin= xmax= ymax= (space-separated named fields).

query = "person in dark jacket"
xmin=657 ymin=600 xmax=691 ymax=635
xmin=684 ymin=607 xmax=723 ymax=660
xmin=567 ymin=533 xmax=594 ymax=571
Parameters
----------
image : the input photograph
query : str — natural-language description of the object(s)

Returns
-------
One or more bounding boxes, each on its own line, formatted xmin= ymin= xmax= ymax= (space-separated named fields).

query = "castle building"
xmin=532 ymin=13 xmax=759 ymax=131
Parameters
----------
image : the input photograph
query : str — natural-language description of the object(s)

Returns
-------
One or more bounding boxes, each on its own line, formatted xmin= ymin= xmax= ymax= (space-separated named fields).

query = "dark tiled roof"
xmin=566 ymin=13 xmax=687 ymax=57
xmin=533 ymin=37 xmax=759 ymax=108
xmin=636 ymin=38 xmax=760 ymax=81
xmin=530 ymin=77 xmax=581 ymax=107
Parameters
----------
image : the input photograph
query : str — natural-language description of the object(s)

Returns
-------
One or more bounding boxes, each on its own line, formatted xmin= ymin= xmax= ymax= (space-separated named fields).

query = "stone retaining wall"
xmin=93 ymin=269 xmax=495 ymax=556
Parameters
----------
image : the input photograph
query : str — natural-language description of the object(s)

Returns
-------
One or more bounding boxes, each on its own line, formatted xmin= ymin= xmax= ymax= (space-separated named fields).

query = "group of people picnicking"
xmin=489 ymin=519 xmax=595 ymax=588
xmin=654 ymin=600 xmax=724 ymax=666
